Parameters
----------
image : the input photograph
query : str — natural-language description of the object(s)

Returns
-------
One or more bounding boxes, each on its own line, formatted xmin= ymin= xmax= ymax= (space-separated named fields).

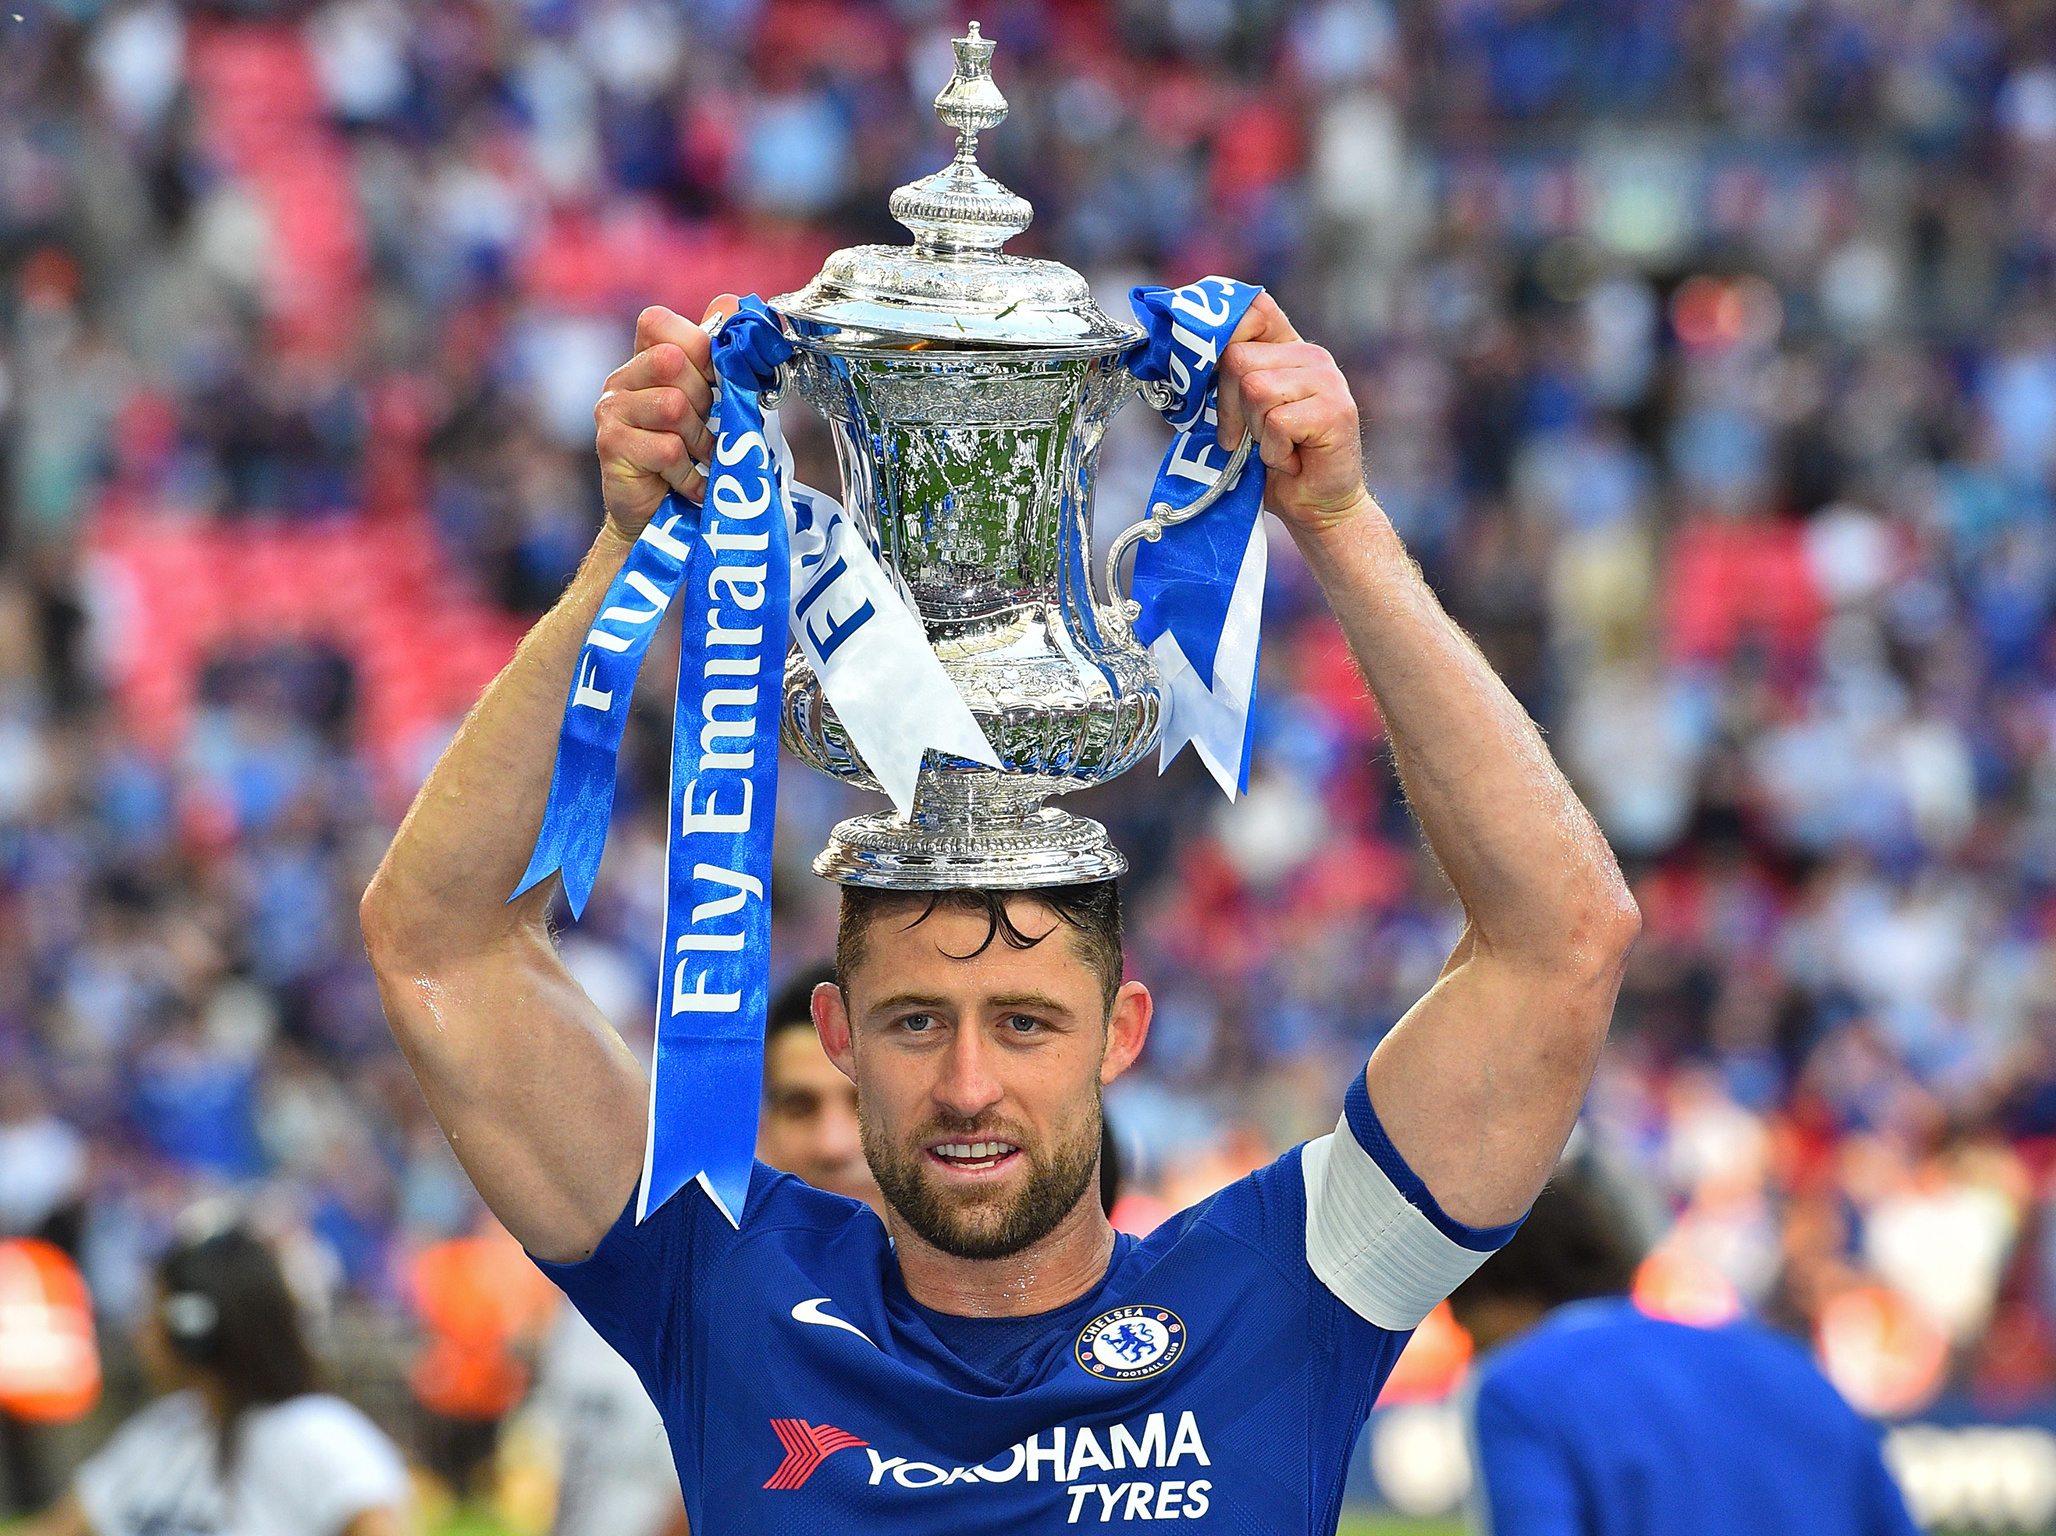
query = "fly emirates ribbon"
xmin=514 ymin=297 xmax=998 ymax=1227
xmin=1123 ymin=277 xmax=1272 ymax=799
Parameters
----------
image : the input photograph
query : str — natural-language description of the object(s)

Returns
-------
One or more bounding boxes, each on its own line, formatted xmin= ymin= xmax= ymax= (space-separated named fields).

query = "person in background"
xmin=530 ymin=962 xmax=881 ymax=1536
xmin=19 ymin=1211 xmax=410 ymax=1536
xmin=0 ymin=1068 xmax=92 ymax=1519
xmin=1446 ymin=1168 xmax=1920 ymax=1536
xmin=752 ymin=962 xmax=881 ymax=1209
xmin=0 ymin=1235 xmax=98 ymax=1515
xmin=403 ymin=1213 xmax=556 ymax=1508
xmin=1098 ymin=1114 xmax=1121 ymax=1220
xmin=0 ymin=1069 xmax=86 ymax=1257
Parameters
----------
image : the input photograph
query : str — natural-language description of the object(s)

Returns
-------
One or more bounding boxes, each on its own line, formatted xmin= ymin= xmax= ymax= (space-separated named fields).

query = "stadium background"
xmin=2 ymin=0 xmax=2056 ymax=1530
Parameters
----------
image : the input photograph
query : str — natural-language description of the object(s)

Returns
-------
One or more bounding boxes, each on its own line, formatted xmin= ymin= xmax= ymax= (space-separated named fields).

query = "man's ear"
xmin=1101 ymin=980 xmax=1152 ymax=1085
xmin=813 ymin=980 xmax=856 ymax=1083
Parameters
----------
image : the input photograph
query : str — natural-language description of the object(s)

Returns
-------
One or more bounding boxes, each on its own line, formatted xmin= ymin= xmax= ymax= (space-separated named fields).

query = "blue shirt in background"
xmin=1467 ymin=1297 xmax=1921 ymax=1536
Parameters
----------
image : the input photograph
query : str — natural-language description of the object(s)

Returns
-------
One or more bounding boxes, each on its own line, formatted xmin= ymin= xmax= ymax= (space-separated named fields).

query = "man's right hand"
xmin=596 ymin=295 xmax=740 ymax=541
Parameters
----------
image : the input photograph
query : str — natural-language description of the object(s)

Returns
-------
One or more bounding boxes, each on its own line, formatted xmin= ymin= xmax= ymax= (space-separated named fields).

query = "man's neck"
xmin=889 ymin=1193 xmax=1115 ymax=1317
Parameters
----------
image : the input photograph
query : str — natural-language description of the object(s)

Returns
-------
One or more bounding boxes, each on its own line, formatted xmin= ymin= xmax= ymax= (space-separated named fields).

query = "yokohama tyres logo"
xmin=763 ymin=1419 xmax=869 ymax=1490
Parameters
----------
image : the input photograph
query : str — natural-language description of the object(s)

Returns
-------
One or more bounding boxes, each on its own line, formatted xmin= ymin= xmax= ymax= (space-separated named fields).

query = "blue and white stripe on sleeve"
xmin=1300 ymin=1073 xmax=1525 ymax=1329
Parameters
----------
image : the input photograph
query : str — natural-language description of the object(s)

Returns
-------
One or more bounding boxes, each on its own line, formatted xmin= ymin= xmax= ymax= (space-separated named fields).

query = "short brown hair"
xmin=766 ymin=961 xmax=835 ymax=1044
xmin=835 ymin=883 xmax=1124 ymax=1016
xmin=1448 ymin=1169 xmax=1645 ymax=1314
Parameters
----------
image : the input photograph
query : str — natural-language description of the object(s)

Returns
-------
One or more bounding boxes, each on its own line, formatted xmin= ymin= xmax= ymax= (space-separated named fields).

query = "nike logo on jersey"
xmin=763 ymin=1419 xmax=867 ymax=1490
xmin=791 ymin=1296 xmax=878 ymax=1347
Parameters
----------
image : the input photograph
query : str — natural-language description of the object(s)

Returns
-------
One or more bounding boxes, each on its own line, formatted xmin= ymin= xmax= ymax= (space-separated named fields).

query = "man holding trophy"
xmin=361 ymin=28 xmax=1638 ymax=1533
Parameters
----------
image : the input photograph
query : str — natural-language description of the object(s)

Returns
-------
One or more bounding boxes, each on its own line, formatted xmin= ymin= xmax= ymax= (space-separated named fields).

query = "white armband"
xmin=1302 ymin=1080 xmax=1524 ymax=1329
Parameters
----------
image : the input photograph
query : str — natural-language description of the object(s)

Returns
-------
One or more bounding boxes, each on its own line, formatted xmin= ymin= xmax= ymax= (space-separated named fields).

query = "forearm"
xmin=364 ymin=525 xmax=636 ymax=965
xmin=1292 ymin=498 xmax=1635 ymax=973
xmin=1215 ymin=302 xmax=1631 ymax=1225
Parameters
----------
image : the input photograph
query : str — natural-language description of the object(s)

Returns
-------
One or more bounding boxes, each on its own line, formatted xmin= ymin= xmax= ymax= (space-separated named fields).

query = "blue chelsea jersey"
xmin=1467 ymin=1298 xmax=1921 ymax=1536
xmin=534 ymin=1075 xmax=1519 ymax=1534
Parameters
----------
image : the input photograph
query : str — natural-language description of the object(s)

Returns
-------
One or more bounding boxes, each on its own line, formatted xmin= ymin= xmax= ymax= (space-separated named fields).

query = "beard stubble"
xmin=861 ymin=1084 xmax=1102 ymax=1262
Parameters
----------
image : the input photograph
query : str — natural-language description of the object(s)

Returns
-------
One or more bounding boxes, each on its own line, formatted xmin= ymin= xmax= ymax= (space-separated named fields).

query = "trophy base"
xmin=814 ymin=804 xmax=1128 ymax=890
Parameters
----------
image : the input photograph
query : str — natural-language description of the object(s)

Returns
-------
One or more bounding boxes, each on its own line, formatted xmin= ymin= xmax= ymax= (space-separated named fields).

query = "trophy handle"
xmin=1103 ymin=433 xmax=1256 ymax=625
xmin=698 ymin=313 xmax=794 ymax=407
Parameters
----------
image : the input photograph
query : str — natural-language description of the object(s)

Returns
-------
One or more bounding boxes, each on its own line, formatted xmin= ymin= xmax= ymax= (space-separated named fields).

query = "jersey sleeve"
xmin=528 ymin=1165 xmax=760 ymax=1405
xmin=1300 ymin=1072 xmax=1524 ymax=1329
xmin=73 ymin=1394 xmax=196 ymax=1536
xmin=1466 ymin=1372 xmax=1586 ymax=1536
xmin=262 ymin=1399 xmax=411 ymax=1536
xmin=1858 ymin=1422 xmax=1923 ymax=1536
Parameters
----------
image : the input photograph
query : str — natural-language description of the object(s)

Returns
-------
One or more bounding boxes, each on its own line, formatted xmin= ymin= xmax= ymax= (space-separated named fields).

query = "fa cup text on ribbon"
xmin=791 ymin=501 xmax=879 ymax=669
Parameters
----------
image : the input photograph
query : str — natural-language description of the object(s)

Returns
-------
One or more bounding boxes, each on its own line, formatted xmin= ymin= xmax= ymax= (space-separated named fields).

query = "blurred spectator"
xmin=0 ymin=1071 xmax=86 ymax=1252
xmin=754 ymin=962 xmax=877 ymax=1207
xmin=402 ymin=1217 xmax=555 ymax=1506
xmin=1450 ymin=1169 xmax=1920 ymax=1536
xmin=0 ymin=1238 xmax=99 ymax=1514
xmin=17 ymin=1215 xmax=408 ymax=1536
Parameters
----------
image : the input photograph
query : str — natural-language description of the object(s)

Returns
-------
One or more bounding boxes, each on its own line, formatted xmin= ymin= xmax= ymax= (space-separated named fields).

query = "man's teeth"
xmin=934 ymin=1141 xmax=1017 ymax=1160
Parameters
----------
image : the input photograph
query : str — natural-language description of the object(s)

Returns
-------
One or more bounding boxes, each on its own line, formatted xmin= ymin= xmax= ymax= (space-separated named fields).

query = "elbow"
xmin=360 ymin=861 xmax=449 ymax=980
xmin=1493 ymin=869 xmax=1640 ymax=992
xmin=359 ymin=865 xmax=409 ymax=977
xmin=361 ymin=858 xmax=543 ymax=983
xmin=359 ymin=869 xmax=460 ymax=1050
xmin=1521 ymin=883 xmax=1636 ymax=1057
xmin=1571 ymin=886 xmax=1636 ymax=1053
xmin=1570 ymin=873 xmax=1641 ymax=987
xmin=1592 ymin=880 xmax=1642 ymax=972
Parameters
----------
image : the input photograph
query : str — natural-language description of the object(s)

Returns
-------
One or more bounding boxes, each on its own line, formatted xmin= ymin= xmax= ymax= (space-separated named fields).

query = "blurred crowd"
xmin=4 ymin=0 xmax=2056 ymax=1493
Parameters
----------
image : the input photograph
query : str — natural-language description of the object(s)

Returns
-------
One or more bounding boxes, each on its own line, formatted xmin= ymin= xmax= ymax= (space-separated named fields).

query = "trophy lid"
xmin=772 ymin=24 xmax=1142 ymax=354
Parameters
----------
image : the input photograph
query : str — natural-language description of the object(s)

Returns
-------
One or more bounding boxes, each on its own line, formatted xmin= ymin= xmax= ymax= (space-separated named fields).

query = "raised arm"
xmin=360 ymin=300 xmax=730 ymax=1263
xmin=1219 ymin=296 xmax=1639 ymax=1230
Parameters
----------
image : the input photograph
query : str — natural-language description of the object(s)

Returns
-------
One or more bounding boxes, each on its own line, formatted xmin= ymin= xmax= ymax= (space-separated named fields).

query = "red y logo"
xmin=763 ymin=1419 xmax=868 ymax=1490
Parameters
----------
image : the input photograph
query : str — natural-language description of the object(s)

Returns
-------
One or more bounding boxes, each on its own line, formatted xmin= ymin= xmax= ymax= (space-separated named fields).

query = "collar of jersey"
xmin=878 ymin=1229 xmax=1142 ymax=1395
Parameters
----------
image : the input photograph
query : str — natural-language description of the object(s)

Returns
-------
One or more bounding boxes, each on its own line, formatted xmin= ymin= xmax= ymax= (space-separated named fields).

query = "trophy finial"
xmin=935 ymin=21 xmax=1007 ymax=151
xmin=889 ymin=22 xmax=1032 ymax=255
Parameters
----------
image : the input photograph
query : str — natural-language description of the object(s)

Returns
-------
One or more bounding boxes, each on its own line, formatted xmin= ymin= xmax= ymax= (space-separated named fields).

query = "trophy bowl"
xmin=774 ymin=24 xmax=1192 ymax=890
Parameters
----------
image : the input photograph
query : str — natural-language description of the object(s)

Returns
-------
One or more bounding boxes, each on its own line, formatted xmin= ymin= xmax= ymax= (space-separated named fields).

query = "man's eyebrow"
xmin=986 ymin=991 xmax=1077 ymax=1016
xmin=861 ymin=990 xmax=1078 ymax=1017
xmin=866 ymin=992 xmax=953 ymax=1015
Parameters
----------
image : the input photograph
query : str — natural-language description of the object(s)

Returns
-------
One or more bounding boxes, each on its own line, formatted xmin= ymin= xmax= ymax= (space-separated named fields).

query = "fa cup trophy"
xmin=770 ymin=23 xmax=1252 ymax=891
xmin=522 ymin=22 xmax=1265 ymax=1220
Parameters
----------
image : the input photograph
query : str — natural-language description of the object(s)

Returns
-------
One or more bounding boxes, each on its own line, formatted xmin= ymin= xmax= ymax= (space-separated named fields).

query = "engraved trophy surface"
xmin=775 ymin=25 xmax=1227 ymax=890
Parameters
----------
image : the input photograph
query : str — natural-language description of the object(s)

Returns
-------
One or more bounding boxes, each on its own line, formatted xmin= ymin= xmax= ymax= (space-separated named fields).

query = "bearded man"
xmin=361 ymin=291 xmax=1639 ymax=1532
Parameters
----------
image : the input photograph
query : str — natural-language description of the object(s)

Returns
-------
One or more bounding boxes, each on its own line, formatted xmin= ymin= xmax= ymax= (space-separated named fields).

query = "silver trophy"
xmin=773 ymin=24 xmax=1249 ymax=890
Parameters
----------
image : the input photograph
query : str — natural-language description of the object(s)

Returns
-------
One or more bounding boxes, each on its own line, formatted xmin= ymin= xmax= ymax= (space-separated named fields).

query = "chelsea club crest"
xmin=1076 ymin=1306 xmax=1186 ymax=1381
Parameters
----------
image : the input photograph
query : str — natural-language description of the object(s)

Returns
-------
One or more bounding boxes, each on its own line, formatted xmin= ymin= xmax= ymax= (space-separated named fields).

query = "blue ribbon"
xmin=516 ymin=297 xmax=795 ymax=1226
xmin=1123 ymin=277 xmax=1270 ymax=795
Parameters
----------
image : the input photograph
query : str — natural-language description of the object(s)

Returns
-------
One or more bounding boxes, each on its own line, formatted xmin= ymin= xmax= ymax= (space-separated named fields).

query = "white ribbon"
xmin=764 ymin=411 xmax=1001 ymax=810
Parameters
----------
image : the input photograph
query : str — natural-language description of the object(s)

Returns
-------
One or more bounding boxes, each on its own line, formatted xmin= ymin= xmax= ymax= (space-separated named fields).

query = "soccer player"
xmin=360 ymin=291 xmax=1641 ymax=1530
xmin=1447 ymin=1171 xmax=1921 ymax=1536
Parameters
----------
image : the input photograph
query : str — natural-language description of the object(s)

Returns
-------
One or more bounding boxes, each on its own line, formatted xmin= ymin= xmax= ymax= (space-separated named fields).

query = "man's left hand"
xmin=1216 ymin=293 xmax=1370 ymax=536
